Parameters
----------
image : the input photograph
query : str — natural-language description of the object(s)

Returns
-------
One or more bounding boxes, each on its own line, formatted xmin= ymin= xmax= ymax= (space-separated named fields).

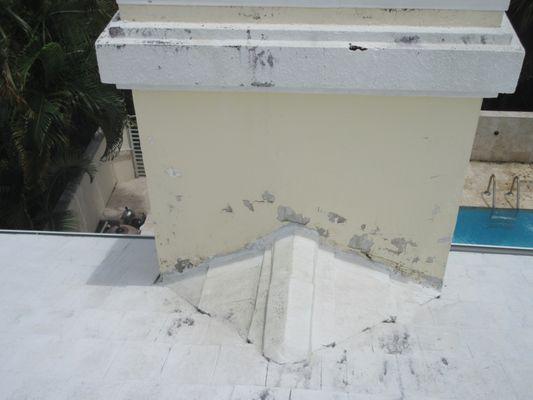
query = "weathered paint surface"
xmin=133 ymin=90 xmax=481 ymax=285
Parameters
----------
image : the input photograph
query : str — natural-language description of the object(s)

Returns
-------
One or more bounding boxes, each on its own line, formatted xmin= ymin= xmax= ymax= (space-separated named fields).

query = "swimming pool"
xmin=452 ymin=207 xmax=533 ymax=250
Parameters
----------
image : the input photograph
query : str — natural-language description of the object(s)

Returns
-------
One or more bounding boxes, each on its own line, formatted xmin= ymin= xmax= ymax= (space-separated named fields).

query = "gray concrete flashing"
xmin=96 ymin=14 xmax=524 ymax=97
xmin=471 ymin=111 xmax=533 ymax=163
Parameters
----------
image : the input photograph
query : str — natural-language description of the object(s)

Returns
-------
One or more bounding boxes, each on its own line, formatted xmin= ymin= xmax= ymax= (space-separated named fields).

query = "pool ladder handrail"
xmin=483 ymin=174 xmax=496 ymax=209
xmin=505 ymin=176 xmax=520 ymax=210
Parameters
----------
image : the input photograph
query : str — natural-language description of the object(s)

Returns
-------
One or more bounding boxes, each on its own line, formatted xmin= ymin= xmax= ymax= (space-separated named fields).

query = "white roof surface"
xmin=1 ymin=232 xmax=532 ymax=399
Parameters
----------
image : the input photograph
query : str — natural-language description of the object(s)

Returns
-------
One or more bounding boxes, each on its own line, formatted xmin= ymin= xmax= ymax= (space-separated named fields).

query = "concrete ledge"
xmin=96 ymin=14 xmax=523 ymax=97
xmin=117 ymin=0 xmax=511 ymax=12
xmin=471 ymin=111 xmax=533 ymax=163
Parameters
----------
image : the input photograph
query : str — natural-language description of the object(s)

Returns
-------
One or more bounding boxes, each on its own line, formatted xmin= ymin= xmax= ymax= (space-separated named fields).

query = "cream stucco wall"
xmin=119 ymin=5 xmax=502 ymax=27
xmin=133 ymin=90 xmax=481 ymax=284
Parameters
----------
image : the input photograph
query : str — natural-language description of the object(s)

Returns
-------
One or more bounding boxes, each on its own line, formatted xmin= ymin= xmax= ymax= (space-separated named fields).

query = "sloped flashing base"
xmin=161 ymin=225 xmax=439 ymax=364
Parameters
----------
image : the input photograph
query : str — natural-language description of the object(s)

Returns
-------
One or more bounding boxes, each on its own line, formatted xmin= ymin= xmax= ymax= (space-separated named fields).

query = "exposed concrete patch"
xmin=277 ymin=206 xmax=310 ymax=225
xmin=262 ymin=191 xmax=276 ymax=203
xmin=327 ymin=212 xmax=347 ymax=224
xmin=243 ymin=200 xmax=255 ymax=212
xmin=348 ymin=234 xmax=374 ymax=254
xmin=425 ymin=257 xmax=435 ymax=263
xmin=316 ymin=227 xmax=329 ymax=238
xmin=175 ymin=258 xmax=194 ymax=272
xmin=388 ymin=237 xmax=418 ymax=255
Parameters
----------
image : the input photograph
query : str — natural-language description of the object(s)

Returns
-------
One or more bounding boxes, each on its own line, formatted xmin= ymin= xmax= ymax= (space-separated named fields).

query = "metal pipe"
xmin=483 ymin=174 xmax=496 ymax=209
xmin=506 ymin=176 xmax=520 ymax=210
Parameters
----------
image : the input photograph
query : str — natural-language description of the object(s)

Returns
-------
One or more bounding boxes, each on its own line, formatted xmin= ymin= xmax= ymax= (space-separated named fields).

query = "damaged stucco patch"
xmin=262 ymin=191 xmax=276 ymax=203
xmin=277 ymin=206 xmax=310 ymax=225
xmin=328 ymin=212 xmax=347 ymax=224
xmin=316 ymin=227 xmax=329 ymax=238
xmin=175 ymin=258 xmax=194 ymax=273
xmin=243 ymin=200 xmax=255 ymax=212
xmin=348 ymin=234 xmax=374 ymax=254
xmin=388 ymin=237 xmax=418 ymax=255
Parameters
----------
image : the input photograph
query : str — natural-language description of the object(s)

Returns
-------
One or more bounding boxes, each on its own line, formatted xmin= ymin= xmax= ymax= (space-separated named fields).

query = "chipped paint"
xmin=277 ymin=206 xmax=310 ymax=225
xmin=243 ymin=200 xmax=255 ymax=212
xmin=388 ymin=237 xmax=418 ymax=255
xmin=175 ymin=258 xmax=193 ymax=272
xmin=316 ymin=227 xmax=329 ymax=238
xmin=262 ymin=191 xmax=276 ymax=203
xmin=327 ymin=212 xmax=347 ymax=224
xmin=348 ymin=234 xmax=374 ymax=254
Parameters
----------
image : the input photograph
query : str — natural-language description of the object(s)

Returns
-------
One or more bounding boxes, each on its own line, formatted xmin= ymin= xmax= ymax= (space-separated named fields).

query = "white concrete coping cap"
xmin=96 ymin=12 xmax=524 ymax=97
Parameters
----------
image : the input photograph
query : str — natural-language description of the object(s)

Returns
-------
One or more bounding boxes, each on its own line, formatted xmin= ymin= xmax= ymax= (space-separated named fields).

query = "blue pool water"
xmin=453 ymin=207 xmax=533 ymax=248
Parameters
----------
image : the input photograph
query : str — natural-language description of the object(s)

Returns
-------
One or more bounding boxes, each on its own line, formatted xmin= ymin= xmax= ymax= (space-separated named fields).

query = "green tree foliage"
xmin=484 ymin=0 xmax=533 ymax=111
xmin=0 ymin=0 xmax=126 ymax=230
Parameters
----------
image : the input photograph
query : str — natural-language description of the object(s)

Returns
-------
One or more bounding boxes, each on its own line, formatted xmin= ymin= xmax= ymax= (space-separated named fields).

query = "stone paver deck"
xmin=461 ymin=161 xmax=533 ymax=210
